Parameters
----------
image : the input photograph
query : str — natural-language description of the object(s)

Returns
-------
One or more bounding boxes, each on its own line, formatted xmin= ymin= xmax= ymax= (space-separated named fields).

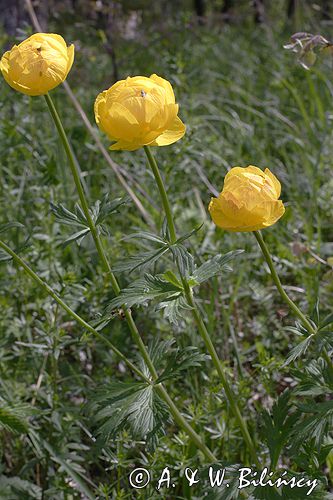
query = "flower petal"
xmin=150 ymin=116 xmax=186 ymax=146
xmin=65 ymin=44 xmax=75 ymax=77
xmin=110 ymin=140 xmax=142 ymax=151
xmin=209 ymin=165 xmax=285 ymax=232
xmin=149 ymin=74 xmax=175 ymax=104
xmin=264 ymin=168 xmax=281 ymax=198
xmin=0 ymin=33 xmax=74 ymax=96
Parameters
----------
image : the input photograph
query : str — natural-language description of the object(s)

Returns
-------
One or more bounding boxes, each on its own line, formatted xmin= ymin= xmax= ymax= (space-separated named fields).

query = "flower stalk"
xmin=44 ymin=93 xmax=217 ymax=463
xmin=0 ymin=238 xmax=217 ymax=461
xmin=143 ymin=145 xmax=260 ymax=467
xmin=254 ymin=230 xmax=333 ymax=376
xmin=44 ymin=93 xmax=155 ymax=374
xmin=144 ymin=146 xmax=177 ymax=243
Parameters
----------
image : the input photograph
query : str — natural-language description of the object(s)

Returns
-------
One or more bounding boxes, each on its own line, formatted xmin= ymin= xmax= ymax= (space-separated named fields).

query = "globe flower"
xmin=209 ymin=165 xmax=285 ymax=232
xmin=94 ymin=74 xmax=186 ymax=151
xmin=0 ymin=33 xmax=74 ymax=96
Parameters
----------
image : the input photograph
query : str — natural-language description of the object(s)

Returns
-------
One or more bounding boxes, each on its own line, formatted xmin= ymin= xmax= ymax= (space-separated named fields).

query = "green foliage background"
xmin=0 ymin=1 xmax=333 ymax=498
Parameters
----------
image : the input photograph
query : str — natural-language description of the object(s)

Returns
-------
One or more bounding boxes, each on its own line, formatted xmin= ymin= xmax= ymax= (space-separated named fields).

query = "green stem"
xmin=254 ymin=230 xmax=333 ymax=375
xmin=143 ymin=146 xmax=177 ymax=243
xmin=44 ymin=93 xmax=156 ymax=377
xmin=44 ymin=94 xmax=216 ymax=462
xmin=0 ymin=239 xmax=147 ymax=382
xmin=155 ymin=385 xmax=217 ymax=462
xmin=254 ymin=231 xmax=315 ymax=333
xmin=1 ymin=239 xmax=216 ymax=462
xmin=184 ymin=286 xmax=259 ymax=466
xmin=144 ymin=146 xmax=260 ymax=467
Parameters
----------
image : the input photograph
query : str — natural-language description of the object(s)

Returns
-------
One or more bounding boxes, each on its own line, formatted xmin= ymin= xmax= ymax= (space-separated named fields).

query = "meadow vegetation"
xmin=0 ymin=2 xmax=333 ymax=498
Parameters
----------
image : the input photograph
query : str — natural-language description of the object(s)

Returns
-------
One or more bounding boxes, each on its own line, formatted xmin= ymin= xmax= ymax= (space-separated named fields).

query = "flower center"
xmin=140 ymin=90 xmax=147 ymax=97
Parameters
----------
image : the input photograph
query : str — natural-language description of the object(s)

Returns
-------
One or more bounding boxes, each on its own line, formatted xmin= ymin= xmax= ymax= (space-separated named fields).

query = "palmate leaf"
xmin=148 ymin=338 xmax=207 ymax=382
xmin=105 ymin=273 xmax=183 ymax=311
xmin=260 ymin=390 xmax=297 ymax=468
xmin=283 ymin=334 xmax=315 ymax=366
xmin=141 ymin=339 xmax=208 ymax=386
xmin=113 ymin=246 xmax=169 ymax=273
xmin=87 ymin=339 xmax=207 ymax=448
xmin=292 ymin=360 xmax=333 ymax=396
xmin=0 ymin=399 xmax=30 ymax=434
xmin=114 ymin=225 xmax=202 ymax=275
xmin=89 ymin=381 xmax=169 ymax=449
xmin=291 ymin=400 xmax=333 ymax=449
xmin=107 ymin=251 xmax=244 ymax=324
xmin=191 ymin=250 xmax=244 ymax=285
xmin=51 ymin=202 xmax=88 ymax=228
xmin=157 ymin=294 xmax=193 ymax=324
xmin=93 ymin=194 xmax=128 ymax=226
xmin=51 ymin=194 xmax=127 ymax=246
xmin=156 ymin=346 xmax=207 ymax=383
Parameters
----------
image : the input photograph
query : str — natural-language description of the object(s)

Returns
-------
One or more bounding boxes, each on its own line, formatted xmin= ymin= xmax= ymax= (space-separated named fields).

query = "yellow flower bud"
xmin=0 ymin=33 xmax=74 ymax=96
xmin=94 ymin=74 xmax=186 ymax=151
xmin=209 ymin=165 xmax=285 ymax=232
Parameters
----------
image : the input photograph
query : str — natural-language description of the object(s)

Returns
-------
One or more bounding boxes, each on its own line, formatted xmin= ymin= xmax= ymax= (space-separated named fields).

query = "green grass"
xmin=0 ymin=5 xmax=333 ymax=499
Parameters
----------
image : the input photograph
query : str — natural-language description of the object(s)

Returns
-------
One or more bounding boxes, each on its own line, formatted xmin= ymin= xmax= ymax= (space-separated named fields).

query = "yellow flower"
xmin=94 ymin=74 xmax=186 ymax=151
xmin=209 ymin=165 xmax=285 ymax=232
xmin=0 ymin=33 xmax=74 ymax=96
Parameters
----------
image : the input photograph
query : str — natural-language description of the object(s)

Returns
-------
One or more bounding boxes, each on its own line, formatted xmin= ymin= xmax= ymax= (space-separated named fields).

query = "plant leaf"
xmin=291 ymin=400 xmax=333 ymax=449
xmin=61 ymin=228 xmax=90 ymax=248
xmin=89 ymin=381 xmax=169 ymax=449
xmin=51 ymin=202 xmax=88 ymax=228
xmin=94 ymin=194 xmax=128 ymax=225
xmin=191 ymin=250 xmax=244 ymax=285
xmin=156 ymin=346 xmax=207 ymax=383
xmin=260 ymin=390 xmax=297 ymax=468
xmin=157 ymin=294 xmax=193 ymax=324
xmin=170 ymin=243 xmax=194 ymax=276
xmin=0 ymin=475 xmax=42 ymax=499
xmin=0 ymin=222 xmax=24 ymax=234
xmin=105 ymin=273 xmax=183 ymax=311
xmin=0 ymin=401 xmax=30 ymax=434
xmin=113 ymin=247 xmax=169 ymax=273
xmin=319 ymin=313 xmax=333 ymax=330
xmin=283 ymin=335 xmax=314 ymax=366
